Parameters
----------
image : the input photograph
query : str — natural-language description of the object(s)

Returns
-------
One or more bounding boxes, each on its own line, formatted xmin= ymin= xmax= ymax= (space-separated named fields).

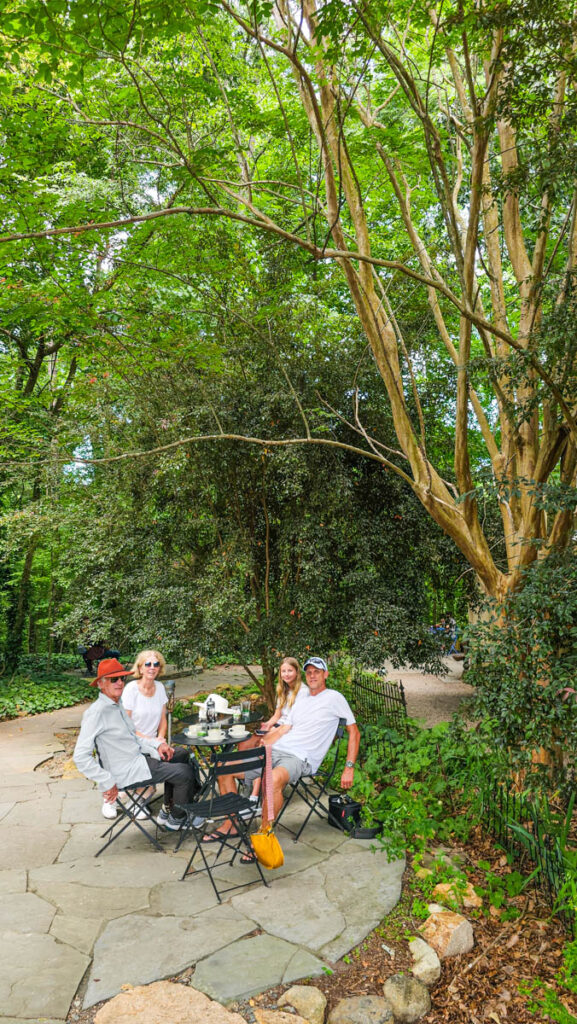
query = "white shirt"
xmin=278 ymin=684 xmax=309 ymax=724
xmin=73 ymin=692 xmax=162 ymax=792
xmin=122 ymin=680 xmax=167 ymax=738
xmin=273 ymin=687 xmax=355 ymax=774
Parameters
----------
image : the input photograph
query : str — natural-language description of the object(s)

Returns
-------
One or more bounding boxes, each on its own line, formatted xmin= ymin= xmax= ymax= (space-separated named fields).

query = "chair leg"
xmin=96 ymin=793 xmax=165 ymax=856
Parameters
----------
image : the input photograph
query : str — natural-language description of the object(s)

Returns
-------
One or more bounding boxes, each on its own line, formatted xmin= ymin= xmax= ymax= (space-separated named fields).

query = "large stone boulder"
xmin=278 ymin=984 xmax=327 ymax=1024
xmin=328 ymin=994 xmax=394 ymax=1023
xmin=382 ymin=974 xmax=431 ymax=1022
xmin=93 ymin=981 xmax=247 ymax=1024
xmin=420 ymin=910 xmax=474 ymax=958
xmin=408 ymin=936 xmax=441 ymax=986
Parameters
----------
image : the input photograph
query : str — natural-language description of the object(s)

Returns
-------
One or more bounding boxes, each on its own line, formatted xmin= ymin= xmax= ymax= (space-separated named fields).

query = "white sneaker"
xmin=134 ymin=807 xmax=149 ymax=820
xmin=102 ymin=799 xmax=117 ymax=819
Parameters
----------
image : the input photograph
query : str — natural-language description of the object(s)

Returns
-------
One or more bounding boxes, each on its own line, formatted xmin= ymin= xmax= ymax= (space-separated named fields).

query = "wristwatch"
xmin=345 ymin=760 xmax=355 ymax=769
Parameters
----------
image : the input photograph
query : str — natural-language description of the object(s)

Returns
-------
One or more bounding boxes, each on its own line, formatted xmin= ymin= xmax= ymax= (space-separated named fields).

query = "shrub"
xmin=0 ymin=673 xmax=94 ymax=719
xmin=465 ymin=551 xmax=577 ymax=778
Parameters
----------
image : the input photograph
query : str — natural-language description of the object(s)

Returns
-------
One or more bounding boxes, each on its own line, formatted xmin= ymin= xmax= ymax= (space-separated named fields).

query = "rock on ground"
xmin=408 ymin=937 xmax=441 ymax=986
xmin=93 ymin=981 xmax=248 ymax=1024
xmin=420 ymin=910 xmax=474 ymax=958
xmin=328 ymin=994 xmax=394 ymax=1023
xmin=254 ymin=1011 xmax=309 ymax=1024
xmin=278 ymin=984 xmax=327 ymax=1024
xmin=382 ymin=974 xmax=431 ymax=1022
xmin=432 ymin=881 xmax=482 ymax=909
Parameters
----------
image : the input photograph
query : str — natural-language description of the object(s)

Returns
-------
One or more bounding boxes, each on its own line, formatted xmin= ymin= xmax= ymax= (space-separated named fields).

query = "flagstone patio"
xmin=0 ymin=671 xmax=405 ymax=1022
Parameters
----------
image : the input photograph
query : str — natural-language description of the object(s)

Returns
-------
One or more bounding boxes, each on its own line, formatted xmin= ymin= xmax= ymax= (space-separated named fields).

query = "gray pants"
xmin=144 ymin=749 xmax=197 ymax=807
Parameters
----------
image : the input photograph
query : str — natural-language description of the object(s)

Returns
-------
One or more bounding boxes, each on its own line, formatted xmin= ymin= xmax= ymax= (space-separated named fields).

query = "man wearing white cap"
xmin=212 ymin=656 xmax=359 ymax=841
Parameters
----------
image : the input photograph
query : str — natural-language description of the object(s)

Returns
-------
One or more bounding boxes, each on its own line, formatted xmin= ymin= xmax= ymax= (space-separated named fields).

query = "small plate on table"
xmin=227 ymin=729 xmax=250 ymax=742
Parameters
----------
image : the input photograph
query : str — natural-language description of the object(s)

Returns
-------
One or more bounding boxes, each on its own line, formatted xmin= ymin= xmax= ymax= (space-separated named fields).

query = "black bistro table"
xmin=172 ymin=708 xmax=266 ymax=795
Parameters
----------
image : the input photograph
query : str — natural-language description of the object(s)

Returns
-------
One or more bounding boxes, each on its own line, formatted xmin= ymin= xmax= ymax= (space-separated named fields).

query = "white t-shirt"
xmin=273 ymin=687 xmax=355 ymax=774
xmin=121 ymin=680 xmax=167 ymax=739
xmin=278 ymin=684 xmax=309 ymax=724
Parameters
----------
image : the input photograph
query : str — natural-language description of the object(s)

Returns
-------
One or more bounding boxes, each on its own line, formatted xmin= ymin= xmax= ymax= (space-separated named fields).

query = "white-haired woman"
xmin=123 ymin=650 xmax=168 ymax=742
xmin=123 ymin=649 xmax=196 ymax=826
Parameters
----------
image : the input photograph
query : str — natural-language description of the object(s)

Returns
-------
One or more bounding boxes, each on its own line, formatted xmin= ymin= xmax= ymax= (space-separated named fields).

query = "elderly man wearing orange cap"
xmin=74 ymin=658 xmax=196 ymax=830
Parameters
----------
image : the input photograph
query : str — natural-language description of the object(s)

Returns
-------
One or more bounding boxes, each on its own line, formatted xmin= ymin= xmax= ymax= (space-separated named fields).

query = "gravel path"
xmin=385 ymin=657 xmax=473 ymax=727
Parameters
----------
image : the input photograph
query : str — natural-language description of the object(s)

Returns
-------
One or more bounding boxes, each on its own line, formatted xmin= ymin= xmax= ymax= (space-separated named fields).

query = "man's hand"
xmin=157 ymin=742 xmax=174 ymax=761
xmin=103 ymin=784 xmax=118 ymax=803
xmin=340 ymin=765 xmax=354 ymax=790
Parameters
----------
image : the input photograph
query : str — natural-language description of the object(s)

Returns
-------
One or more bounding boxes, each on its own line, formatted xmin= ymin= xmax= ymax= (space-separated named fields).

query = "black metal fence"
xmin=349 ymin=667 xmax=408 ymax=763
xmin=482 ymin=777 xmax=573 ymax=933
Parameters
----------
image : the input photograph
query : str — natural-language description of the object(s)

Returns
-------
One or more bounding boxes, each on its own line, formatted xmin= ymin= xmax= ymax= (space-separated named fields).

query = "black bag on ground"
xmin=328 ymin=794 xmax=382 ymax=839
xmin=328 ymin=794 xmax=362 ymax=831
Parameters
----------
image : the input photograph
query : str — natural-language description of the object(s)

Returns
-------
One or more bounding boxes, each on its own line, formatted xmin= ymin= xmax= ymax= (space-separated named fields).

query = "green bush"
xmin=0 ymin=673 xmax=94 ymax=719
xmin=17 ymin=653 xmax=84 ymax=674
xmin=466 ymin=551 xmax=577 ymax=778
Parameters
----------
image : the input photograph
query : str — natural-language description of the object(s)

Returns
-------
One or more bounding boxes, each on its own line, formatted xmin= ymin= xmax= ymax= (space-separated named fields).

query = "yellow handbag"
xmin=250 ymin=746 xmax=284 ymax=869
xmin=250 ymin=825 xmax=284 ymax=869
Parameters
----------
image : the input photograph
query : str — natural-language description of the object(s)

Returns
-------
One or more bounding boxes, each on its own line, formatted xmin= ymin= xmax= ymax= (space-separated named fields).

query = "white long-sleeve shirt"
xmin=74 ymin=692 xmax=162 ymax=792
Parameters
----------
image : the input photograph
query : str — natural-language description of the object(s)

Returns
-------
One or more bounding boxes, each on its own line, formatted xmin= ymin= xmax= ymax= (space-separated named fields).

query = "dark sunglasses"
xmin=144 ymin=660 xmax=160 ymax=667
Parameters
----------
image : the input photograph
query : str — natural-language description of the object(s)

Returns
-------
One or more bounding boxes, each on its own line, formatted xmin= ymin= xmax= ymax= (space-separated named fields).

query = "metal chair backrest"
xmin=204 ymin=745 xmax=266 ymax=811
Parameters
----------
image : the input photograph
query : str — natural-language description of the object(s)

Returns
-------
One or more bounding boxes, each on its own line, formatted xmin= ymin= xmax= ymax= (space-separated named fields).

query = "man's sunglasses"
xmin=144 ymin=660 xmax=161 ymax=667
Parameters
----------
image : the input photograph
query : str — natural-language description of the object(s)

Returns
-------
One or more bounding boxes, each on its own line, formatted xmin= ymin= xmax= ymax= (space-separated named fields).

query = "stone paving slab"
xmin=0 ymin=869 xmax=27 ymax=894
xmin=148 ymin=876 xmax=221 ymax=915
xmin=30 ymin=851 xmax=183 ymax=889
xmin=0 ymin=802 xmax=15 ymax=822
xmin=0 ymin=782 xmax=51 ymax=802
xmin=29 ymin=880 xmax=152 ymax=920
xmin=49 ymin=777 xmax=92 ymax=794
xmin=319 ymin=846 xmax=405 ymax=961
xmin=0 ymin=1018 xmax=65 ymax=1024
xmin=0 ymin=825 xmax=70 ymax=870
xmin=0 ymin=931 xmax=89 ymax=1019
xmin=280 ymin=817 xmax=349 ymax=853
xmin=2 ymin=794 xmax=63 ymax=827
xmin=192 ymin=933 xmax=327 ymax=1004
xmin=0 ymin=892 xmax=56 ymax=934
xmin=55 ymin=822 xmax=179 ymax=862
xmin=50 ymin=913 xmax=105 ymax=954
xmin=84 ymin=904 xmax=257 ymax=1007
xmin=61 ymin=791 xmax=102 ymax=824
xmin=232 ymin=866 xmax=345 ymax=949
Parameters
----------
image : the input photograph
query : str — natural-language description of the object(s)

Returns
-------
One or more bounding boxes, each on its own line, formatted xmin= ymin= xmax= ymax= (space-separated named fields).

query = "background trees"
xmin=1 ymin=1 xmax=575 ymax=708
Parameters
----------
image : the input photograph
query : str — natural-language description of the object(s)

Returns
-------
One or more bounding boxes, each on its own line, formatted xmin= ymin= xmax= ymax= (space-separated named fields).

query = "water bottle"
xmin=206 ymin=696 xmax=216 ymax=723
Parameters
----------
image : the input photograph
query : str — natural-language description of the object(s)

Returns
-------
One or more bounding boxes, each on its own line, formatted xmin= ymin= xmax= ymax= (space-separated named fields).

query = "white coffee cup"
xmin=229 ymin=725 xmax=246 ymax=737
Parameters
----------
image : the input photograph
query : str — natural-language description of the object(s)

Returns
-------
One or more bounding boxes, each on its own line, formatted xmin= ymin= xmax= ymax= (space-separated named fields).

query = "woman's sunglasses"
xmin=144 ymin=660 xmax=160 ymax=667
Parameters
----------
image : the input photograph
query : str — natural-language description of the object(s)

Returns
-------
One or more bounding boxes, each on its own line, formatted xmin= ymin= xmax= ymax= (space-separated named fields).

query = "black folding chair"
xmin=178 ymin=746 xmax=270 ymax=902
xmin=275 ymin=716 xmax=347 ymax=842
xmin=96 ymin=781 xmax=165 ymax=856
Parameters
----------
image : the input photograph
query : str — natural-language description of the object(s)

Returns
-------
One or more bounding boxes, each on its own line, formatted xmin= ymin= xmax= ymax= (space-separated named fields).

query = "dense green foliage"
xmin=1 ymin=0 xmax=577 ymax=749
xmin=466 ymin=552 xmax=577 ymax=771
xmin=0 ymin=671 xmax=93 ymax=719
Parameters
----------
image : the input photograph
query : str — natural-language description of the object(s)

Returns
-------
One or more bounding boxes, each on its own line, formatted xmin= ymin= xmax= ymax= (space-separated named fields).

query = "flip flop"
xmin=240 ymin=851 xmax=257 ymax=864
xmin=201 ymin=830 xmax=240 ymax=843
